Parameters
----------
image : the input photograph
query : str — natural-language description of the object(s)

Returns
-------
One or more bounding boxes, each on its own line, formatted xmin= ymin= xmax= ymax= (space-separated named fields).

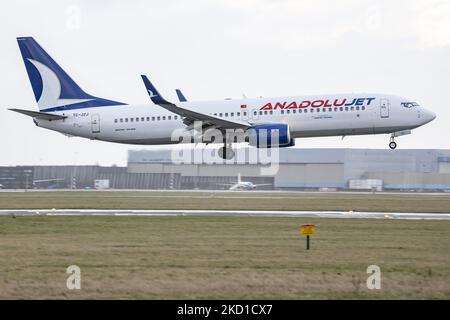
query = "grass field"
xmin=1 ymin=191 xmax=450 ymax=212
xmin=0 ymin=215 xmax=449 ymax=299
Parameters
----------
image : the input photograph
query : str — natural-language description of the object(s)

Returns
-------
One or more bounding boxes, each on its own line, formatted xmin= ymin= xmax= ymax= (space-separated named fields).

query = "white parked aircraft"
xmin=219 ymin=174 xmax=272 ymax=190
xmin=10 ymin=37 xmax=436 ymax=159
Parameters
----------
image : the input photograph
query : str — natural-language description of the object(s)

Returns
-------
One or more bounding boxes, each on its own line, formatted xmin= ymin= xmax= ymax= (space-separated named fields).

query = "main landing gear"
xmin=218 ymin=144 xmax=235 ymax=160
xmin=389 ymin=134 xmax=397 ymax=149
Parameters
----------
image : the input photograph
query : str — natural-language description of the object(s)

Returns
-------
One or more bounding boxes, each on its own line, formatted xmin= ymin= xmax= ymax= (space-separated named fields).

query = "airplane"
xmin=10 ymin=37 xmax=436 ymax=160
xmin=219 ymin=173 xmax=272 ymax=190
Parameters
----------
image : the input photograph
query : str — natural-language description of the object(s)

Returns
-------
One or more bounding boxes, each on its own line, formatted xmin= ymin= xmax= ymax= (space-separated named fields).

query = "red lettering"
xmin=324 ymin=99 xmax=332 ymax=107
xmin=299 ymin=100 xmax=311 ymax=108
xmin=312 ymin=100 xmax=324 ymax=107
xmin=286 ymin=101 xmax=298 ymax=109
xmin=333 ymin=98 xmax=346 ymax=107
xmin=261 ymin=103 xmax=273 ymax=110
xmin=274 ymin=102 xmax=287 ymax=109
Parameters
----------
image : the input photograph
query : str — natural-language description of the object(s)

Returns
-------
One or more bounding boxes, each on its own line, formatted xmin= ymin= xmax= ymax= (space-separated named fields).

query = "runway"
xmin=1 ymin=209 xmax=449 ymax=220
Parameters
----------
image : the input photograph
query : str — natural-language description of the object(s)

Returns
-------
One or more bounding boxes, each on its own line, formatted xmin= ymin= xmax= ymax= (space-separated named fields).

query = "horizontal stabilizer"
xmin=9 ymin=108 xmax=67 ymax=120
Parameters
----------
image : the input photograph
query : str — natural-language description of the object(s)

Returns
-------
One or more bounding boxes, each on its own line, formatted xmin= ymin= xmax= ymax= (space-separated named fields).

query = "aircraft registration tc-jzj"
xmin=10 ymin=37 xmax=436 ymax=159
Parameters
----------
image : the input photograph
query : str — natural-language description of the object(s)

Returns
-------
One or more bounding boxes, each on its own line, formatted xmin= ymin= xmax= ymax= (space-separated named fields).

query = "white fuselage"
xmin=35 ymin=94 xmax=435 ymax=145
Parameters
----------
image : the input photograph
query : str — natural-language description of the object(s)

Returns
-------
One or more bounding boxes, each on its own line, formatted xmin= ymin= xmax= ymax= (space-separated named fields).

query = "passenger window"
xmin=345 ymin=107 xmax=349 ymax=111
xmin=162 ymin=116 xmax=166 ymax=120
xmin=270 ymin=110 xmax=273 ymax=115
xmin=157 ymin=116 xmax=160 ymax=120
xmin=281 ymin=110 xmax=284 ymax=114
xmin=355 ymin=106 xmax=359 ymax=111
xmin=225 ymin=113 xmax=228 ymax=117
xmin=168 ymin=116 xmax=171 ymax=120
xmin=136 ymin=118 xmax=139 ymax=122
xmin=141 ymin=117 xmax=145 ymax=122
xmin=340 ymin=107 xmax=343 ymax=111
xmin=237 ymin=112 xmax=240 ymax=116
xmin=299 ymin=109 xmax=302 ymax=113
xmin=243 ymin=112 xmax=247 ymax=116
xmin=125 ymin=118 xmax=128 ymax=122
xmin=146 ymin=117 xmax=150 ymax=121
xmin=351 ymin=107 xmax=354 ymax=111
xmin=264 ymin=111 xmax=268 ymax=115
xmin=130 ymin=118 xmax=134 ymax=122
xmin=220 ymin=113 xmax=223 ymax=117
xmin=114 ymin=119 xmax=118 ymax=123
xmin=175 ymin=116 xmax=178 ymax=120
xmin=120 ymin=118 xmax=123 ymax=123
xmin=334 ymin=107 xmax=338 ymax=112
xmin=230 ymin=112 xmax=234 ymax=117
xmin=304 ymin=109 xmax=308 ymax=113
xmin=259 ymin=111 xmax=262 ymax=115
xmin=152 ymin=117 xmax=155 ymax=121
xmin=362 ymin=106 xmax=365 ymax=110
xmin=292 ymin=110 xmax=296 ymax=114
xmin=322 ymin=108 xmax=326 ymax=112
xmin=286 ymin=110 xmax=290 ymax=114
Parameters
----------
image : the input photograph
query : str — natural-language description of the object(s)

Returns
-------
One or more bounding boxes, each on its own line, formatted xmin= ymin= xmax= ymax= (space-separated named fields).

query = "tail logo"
xmin=27 ymin=58 xmax=93 ymax=109
xmin=147 ymin=89 xmax=157 ymax=98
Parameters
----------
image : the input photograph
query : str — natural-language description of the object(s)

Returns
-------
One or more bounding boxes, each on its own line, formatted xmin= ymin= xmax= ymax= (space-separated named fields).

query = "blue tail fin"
xmin=17 ymin=37 xmax=125 ymax=112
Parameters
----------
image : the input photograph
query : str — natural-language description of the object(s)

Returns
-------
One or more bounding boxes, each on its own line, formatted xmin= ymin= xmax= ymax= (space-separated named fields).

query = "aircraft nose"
xmin=423 ymin=109 xmax=436 ymax=123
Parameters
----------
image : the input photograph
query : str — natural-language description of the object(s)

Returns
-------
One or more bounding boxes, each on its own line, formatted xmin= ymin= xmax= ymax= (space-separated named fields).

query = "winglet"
xmin=175 ymin=89 xmax=187 ymax=102
xmin=141 ymin=75 xmax=171 ymax=105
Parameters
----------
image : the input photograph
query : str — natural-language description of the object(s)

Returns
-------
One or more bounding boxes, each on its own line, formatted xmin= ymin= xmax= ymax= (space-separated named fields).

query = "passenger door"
xmin=380 ymin=99 xmax=389 ymax=118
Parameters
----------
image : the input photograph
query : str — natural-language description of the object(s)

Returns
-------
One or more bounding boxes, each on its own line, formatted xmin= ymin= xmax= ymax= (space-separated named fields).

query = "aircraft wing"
xmin=33 ymin=178 xmax=65 ymax=183
xmin=9 ymin=108 xmax=67 ymax=121
xmin=141 ymin=75 xmax=251 ymax=130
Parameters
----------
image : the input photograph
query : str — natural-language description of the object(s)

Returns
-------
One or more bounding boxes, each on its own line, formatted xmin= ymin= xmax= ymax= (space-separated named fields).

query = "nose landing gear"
xmin=389 ymin=134 xmax=397 ymax=149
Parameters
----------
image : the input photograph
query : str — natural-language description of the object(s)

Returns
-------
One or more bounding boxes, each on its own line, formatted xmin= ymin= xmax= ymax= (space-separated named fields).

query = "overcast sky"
xmin=1 ymin=0 xmax=449 ymax=166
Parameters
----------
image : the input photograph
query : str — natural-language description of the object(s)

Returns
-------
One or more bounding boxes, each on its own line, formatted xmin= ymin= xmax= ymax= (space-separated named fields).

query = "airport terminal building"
xmin=2 ymin=148 xmax=450 ymax=191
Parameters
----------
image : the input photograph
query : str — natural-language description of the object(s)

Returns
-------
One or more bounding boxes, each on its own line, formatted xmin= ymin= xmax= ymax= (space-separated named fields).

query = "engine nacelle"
xmin=247 ymin=123 xmax=293 ymax=148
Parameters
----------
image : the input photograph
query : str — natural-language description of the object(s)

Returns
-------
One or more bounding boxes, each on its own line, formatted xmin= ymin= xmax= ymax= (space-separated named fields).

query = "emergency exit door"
xmin=380 ymin=99 xmax=389 ymax=118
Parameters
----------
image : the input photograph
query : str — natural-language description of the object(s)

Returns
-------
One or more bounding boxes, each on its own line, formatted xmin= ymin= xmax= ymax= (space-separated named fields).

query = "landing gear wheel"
xmin=218 ymin=146 xmax=235 ymax=160
xmin=389 ymin=141 xmax=397 ymax=149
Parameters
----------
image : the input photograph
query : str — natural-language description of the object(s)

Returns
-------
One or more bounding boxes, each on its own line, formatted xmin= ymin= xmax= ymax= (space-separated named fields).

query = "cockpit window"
xmin=401 ymin=102 xmax=419 ymax=108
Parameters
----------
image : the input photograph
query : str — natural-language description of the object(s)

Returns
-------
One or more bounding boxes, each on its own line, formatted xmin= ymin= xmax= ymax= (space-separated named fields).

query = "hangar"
xmin=127 ymin=148 xmax=450 ymax=190
xmin=1 ymin=148 xmax=450 ymax=191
